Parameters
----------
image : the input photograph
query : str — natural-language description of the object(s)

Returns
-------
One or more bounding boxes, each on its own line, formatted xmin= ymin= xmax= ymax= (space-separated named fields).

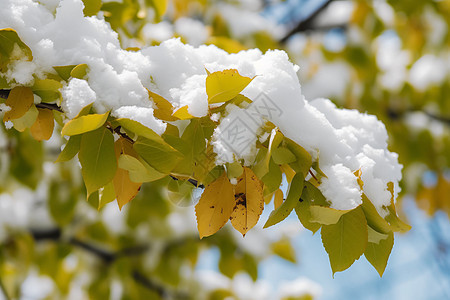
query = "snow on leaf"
xmin=117 ymin=118 xmax=165 ymax=142
xmin=264 ymin=172 xmax=305 ymax=228
xmin=321 ymin=206 xmax=368 ymax=275
xmin=206 ymin=69 xmax=255 ymax=104
xmin=113 ymin=138 xmax=142 ymax=210
xmin=61 ymin=111 xmax=109 ymax=136
xmin=230 ymin=167 xmax=264 ymax=236
xmin=365 ymin=231 xmax=394 ymax=277
xmin=79 ymin=126 xmax=117 ymax=197
xmin=3 ymin=86 xmax=34 ymax=122
xmin=30 ymin=108 xmax=54 ymax=141
xmin=0 ymin=28 xmax=32 ymax=71
xmin=195 ymin=171 xmax=235 ymax=239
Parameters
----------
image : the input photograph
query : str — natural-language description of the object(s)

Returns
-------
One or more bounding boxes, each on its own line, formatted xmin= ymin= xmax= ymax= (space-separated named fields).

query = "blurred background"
xmin=1 ymin=0 xmax=449 ymax=299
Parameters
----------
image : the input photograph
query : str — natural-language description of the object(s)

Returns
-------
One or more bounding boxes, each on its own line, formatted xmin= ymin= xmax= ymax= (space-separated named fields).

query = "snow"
xmin=277 ymin=277 xmax=322 ymax=299
xmin=0 ymin=0 xmax=403 ymax=213
xmin=409 ymin=54 xmax=447 ymax=92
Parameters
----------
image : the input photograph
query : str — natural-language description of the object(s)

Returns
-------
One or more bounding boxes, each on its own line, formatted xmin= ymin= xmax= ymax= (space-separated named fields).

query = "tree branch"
xmin=280 ymin=0 xmax=335 ymax=43
xmin=0 ymin=90 xmax=10 ymax=100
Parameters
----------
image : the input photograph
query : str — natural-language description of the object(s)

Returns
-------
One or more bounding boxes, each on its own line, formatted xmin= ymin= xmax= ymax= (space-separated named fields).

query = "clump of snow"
xmin=0 ymin=0 xmax=403 ymax=213
xmin=409 ymin=54 xmax=447 ymax=92
xmin=174 ymin=18 xmax=210 ymax=47
xmin=61 ymin=78 xmax=96 ymax=119
xmin=277 ymin=277 xmax=322 ymax=299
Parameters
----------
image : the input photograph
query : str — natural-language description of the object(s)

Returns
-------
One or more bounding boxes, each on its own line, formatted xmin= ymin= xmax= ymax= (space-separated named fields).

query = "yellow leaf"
xmin=172 ymin=105 xmax=194 ymax=120
xmin=61 ymin=111 xmax=109 ymax=136
xmin=195 ymin=171 xmax=235 ymax=239
xmin=230 ymin=167 xmax=264 ymax=236
xmin=206 ymin=36 xmax=248 ymax=54
xmin=274 ymin=189 xmax=284 ymax=210
xmin=3 ymin=86 xmax=34 ymax=122
xmin=30 ymin=108 xmax=54 ymax=141
xmin=113 ymin=138 xmax=142 ymax=210
xmin=148 ymin=89 xmax=178 ymax=121
xmin=11 ymin=104 xmax=38 ymax=132
xmin=206 ymin=69 xmax=255 ymax=104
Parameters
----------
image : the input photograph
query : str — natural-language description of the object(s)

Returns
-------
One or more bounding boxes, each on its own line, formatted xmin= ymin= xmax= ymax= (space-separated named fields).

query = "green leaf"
xmin=272 ymin=238 xmax=296 ymax=263
xmin=53 ymin=65 xmax=77 ymax=81
xmin=0 ymin=28 xmax=33 ymax=71
xmin=361 ymin=194 xmax=392 ymax=234
xmin=272 ymin=147 xmax=296 ymax=165
xmin=252 ymin=129 xmax=283 ymax=178
xmin=118 ymin=154 xmax=166 ymax=182
xmin=56 ymin=135 xmax=82 ymax=162
xmin=133 ymin=136 xmax=183 ymax=174
xmin=82 ymin=0 xmax=102 ymax=16
xmin=32 ymin=79 xmax=62 ymax=103
xmin=309 ymin=206 xmax=352 ymax=225
xmin=367 ymin=226 xmax=389 ymax=244
xmin=79 ymin=126 xmax=117 ymax=196
xmin=70 ymin=63 xmax=89 ymax=79
xmin=264 ymin=172 xmax=305 ymax=228
xmin=226 ymin=161 xmax=243 ymax=179
xmin=321 ymin=206 xmax=368 ymax=274
xmin=98 ymin=181 xmax=116 ymax=210
xmin=261 ymin=158 xmax=282 ymax=195
xmin=295 ymin=181 xmax=328 ymax=233
xmin=12 ymin=104 xmax=38 ymax=132
xmin=385 ymin=182 xmax=411 ymax=232
xmin=61 ymin=112 xmax=109 ymax=136
xmin=285 ymin=138 xmax=312 ymax=177
xmin=365 ymin=231 xmax=394 ymax=277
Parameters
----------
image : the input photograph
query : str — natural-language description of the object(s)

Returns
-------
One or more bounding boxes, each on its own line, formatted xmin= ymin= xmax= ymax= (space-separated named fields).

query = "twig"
xmin=36 ymin=102 xmax=64 ymax=113
xmin=280 ymin=0 xmax=335 ymax=43
xmin=309 ymin=169 xmax=319 ymax=182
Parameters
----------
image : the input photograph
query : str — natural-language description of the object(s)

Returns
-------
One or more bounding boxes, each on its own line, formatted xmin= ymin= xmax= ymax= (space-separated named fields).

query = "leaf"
xmin=253 ymin=129 xmax=283 ymax=178
xmin=133 ymin=136 xmax=182 ymax=174
xmin=149 ymin=0 xmax=168 ymax=19
xmin=82 ymin=0 xmax=102 ymax=16
xmin=384 ymin=182 xmax=411 ymax=232
xmin=79 ymin=126 xmax=117 ymax=197
xmin=273 ymin=189 xmax=284 ymax=210
xmin=271 ymin=147 xmax=296 ymax=165
xmin=11 ymin=104 xmax=38 ymax=132
xmin=61 ymin=111 xmax=109 ymax=136
xmin=226 ymin=161 xmax=244 ymax=179
xmin=367 ymin=226 xmax=389 ymax=244
xmin=230 ymin=167 xmax=264 ymax=236
xmin=70 ymin=63 xmax=89 ymax=79
xmin=172 ymin=105 xmax=194 ymax=120
xmin=113 ymin=138 xmax=142 ymax=210
xmin=285 ymin=138 xmax=312 ymax=177
xmin=261 ymin=158 xmax=282 ymax=195
xmin=0 ymin=28 xmax=33 ymax=71
xmin=195 ymin=171 xmax=235 ymax=238
xmin=365 ymin=231 xmax=394 ymax=277
xmin=361 ymin=194 xmax=392 ymax=234
xmin=116 ymin=118 xmax=165 ymax=142
xmin=148 ymin=90 xmax=177 ymax=121
xmin=272 ymin=238 xmax=296 ymax=263
xmin=206 ymin=69 xmax=255 ymax=104
xmin=56 ymin=135 xmax=82 ymax=162
xmin=309 ymin=206 xmax=352 ymax=225
xmin=321 ymin=206 xmax=368 ymax=274
xmin=30 ymin=108 xmax=54 ymax=141
xmin=32 ymin=79 xmax=62 ymax=103
xmin=53 ymin=65 xmax=77 ymax=81
xmin=98 ymin=181 xmax=116 ymax=210
xmin=264 ymin=172 xmax=305 ymax=228
xmin=295 ymin=181 xmax=328 ymax=233
xmin=118 ymin=154 xmax=166 ymax=183
xmin=3 ymin=86 xmax=34 ymax=122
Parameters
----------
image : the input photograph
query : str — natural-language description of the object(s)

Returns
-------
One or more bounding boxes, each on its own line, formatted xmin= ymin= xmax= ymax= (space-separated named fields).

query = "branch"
xmin=386 ymin=107 xmax=450 ymax=126
xmin=0 ymin=90 xmax=10 ymax=99
xmin=36 ymin=102 xmax=64 ymax=113
xmin=280 ymin=0 xmax=335 ymax=43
